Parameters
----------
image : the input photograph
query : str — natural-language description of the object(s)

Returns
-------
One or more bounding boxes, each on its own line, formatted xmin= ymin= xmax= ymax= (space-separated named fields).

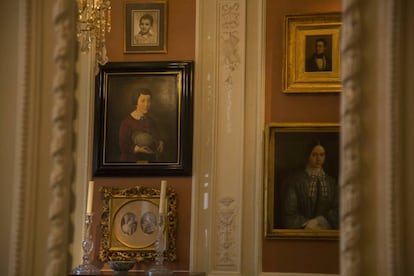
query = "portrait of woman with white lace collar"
xmin=282 ymin=140 xmax=339 ymax=230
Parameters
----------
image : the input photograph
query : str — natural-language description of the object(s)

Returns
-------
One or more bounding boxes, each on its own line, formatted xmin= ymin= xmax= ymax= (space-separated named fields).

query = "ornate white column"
xmin=340 ymin=0 xmax=413 ymax=275
xmin=8 ymin=0 xmax=77 ymax=275
xmin=192 ymin=0 xmax=264 ymax=275
xmin=46 ymin=0 xmax=77 ymax=275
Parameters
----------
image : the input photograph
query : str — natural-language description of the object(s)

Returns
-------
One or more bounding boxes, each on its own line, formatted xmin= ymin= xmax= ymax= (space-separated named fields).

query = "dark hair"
xmin=303 ymin=139 xmax=325 ymax=162
xmin=315 ymin=38 xmax=327 ymax=47
xmin=140 ymin=14 xmax=154 ymax=26
xmin=132 ymin=88 xmax=152 ymax=105
xmin=305 ymin=139 xmax=324 ymax=154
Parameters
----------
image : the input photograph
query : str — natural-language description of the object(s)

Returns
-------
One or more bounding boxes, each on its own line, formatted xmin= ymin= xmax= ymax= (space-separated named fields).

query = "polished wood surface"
xmin=69 ymin=272 xmax=204 ymax=276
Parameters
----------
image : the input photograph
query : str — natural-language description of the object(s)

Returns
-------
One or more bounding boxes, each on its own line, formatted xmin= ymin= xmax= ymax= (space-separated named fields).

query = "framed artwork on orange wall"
xmin=264 ymin=123 xmax=340 ymax=240
xmin=93 ymin=61 xmax=194 ymax=176
xmin=99 ymin=186 xmax=177 ymax=262
xmin=282 ymin=13 xmax=342 ymax=93
xmin=124 ymin=0 xmax=168 ymax=53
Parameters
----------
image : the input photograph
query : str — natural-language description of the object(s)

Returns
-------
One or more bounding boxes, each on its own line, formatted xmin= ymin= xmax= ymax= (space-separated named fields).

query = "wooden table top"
xmin=69 ymin=271 xmax=205 ymax=276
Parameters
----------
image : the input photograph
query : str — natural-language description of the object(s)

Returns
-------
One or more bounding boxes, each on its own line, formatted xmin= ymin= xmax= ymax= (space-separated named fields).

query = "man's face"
xmin=139 ymin=18 xmax=152 ymax=34
xmin=136 ymin=94 xmax=151 ymax=114
xmin=315 ymin=41 xmax=326 ymax=55
xmin=308 ymin=145 xmax=326 ymax=169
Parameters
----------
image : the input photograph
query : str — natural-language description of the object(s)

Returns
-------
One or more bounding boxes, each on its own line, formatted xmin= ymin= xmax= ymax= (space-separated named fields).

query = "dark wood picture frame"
xmin=93 ymin=61 xmax=194 ymax=176
xmin=264 ymin=123 xmax=340 ymax=239
xmin=124 ymin=0 xmax=168 ymax=53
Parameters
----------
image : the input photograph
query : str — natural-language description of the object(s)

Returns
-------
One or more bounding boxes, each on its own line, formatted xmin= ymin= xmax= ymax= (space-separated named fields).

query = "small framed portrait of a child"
xmin=124 ymin=0 xmax=168 ymax=53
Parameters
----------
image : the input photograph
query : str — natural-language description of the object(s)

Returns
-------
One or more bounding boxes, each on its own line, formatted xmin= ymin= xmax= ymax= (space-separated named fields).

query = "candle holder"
xmin=146 ymin=213 xmax=173 ymax=276
xmin=72 ymin=213 xmax=101 ymax=275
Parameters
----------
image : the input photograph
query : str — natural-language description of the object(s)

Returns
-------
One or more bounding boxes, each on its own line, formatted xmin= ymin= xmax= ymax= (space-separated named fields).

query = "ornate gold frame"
xmin=99 ymin=186 xmax=177 ymax=262
xmin=282 ymin=13 xmax=342 ymax=93
xmin=264 ymin=123 xmax=340 ymax=239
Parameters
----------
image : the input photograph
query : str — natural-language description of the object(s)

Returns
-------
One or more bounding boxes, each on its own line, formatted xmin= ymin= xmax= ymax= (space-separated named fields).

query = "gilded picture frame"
xmin=93 ymin=61 xmax=193 ymax=176
xmin=282 ymin=13 xmax=342 ymax=93
xmin=124 ymin=0 xmax=168 ymax=53
xmin=264 ymin=123 xmax=340 ymax=239
xmin=99 ymin=186 xmax=177 ymax=262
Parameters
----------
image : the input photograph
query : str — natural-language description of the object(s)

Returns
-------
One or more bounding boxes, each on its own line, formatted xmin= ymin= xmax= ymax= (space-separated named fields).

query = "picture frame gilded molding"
xmin=99 ymin=186 xmax=177 ymax=262
xmin=282 ymin=13 xmax=342 ymax=93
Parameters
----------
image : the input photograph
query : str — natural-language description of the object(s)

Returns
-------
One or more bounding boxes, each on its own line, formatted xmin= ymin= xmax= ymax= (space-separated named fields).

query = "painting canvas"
xmin=282 ymin=13 xmax=342 ymax=93
xmin=264 ymin=123 xmax=340 ymax=239
xmin=93 ymin=61 xmax=193 ymax=176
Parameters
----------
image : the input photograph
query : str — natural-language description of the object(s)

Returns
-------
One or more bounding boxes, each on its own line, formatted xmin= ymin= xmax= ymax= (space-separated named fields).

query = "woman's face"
xmin=136 ymin=93 xmax=151 ymax=114
xmin=307 ymin=145 xmax=326 ymax=169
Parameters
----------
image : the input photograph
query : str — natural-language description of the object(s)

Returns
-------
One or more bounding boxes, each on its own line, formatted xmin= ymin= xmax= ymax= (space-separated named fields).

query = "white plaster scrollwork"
xmin=216 ymin=197 xmax=237 ymax=269
xmin=340 ymin=1 xmax=362 ymax=276
xmin=46 ymin=0 xmax=75 ymax=275
xmin=220 ymin=2 xmax=241 ymax=73
xmin=219 ymin=1 xmax=241 ymax=134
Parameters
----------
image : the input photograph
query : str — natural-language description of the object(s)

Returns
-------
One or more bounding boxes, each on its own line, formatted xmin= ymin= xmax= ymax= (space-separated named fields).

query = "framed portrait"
xmin=93 ymin=61 xmax=193 ymax=176
xmin=282 ymin=13 xmax=342 ymax=93
xmin=99 ymin=186 xmax=177 ymax=262
xmin=264 ymin=123 xmax=340 ymax=239
xmin=124 ymin=0 xmax=168 ymax=53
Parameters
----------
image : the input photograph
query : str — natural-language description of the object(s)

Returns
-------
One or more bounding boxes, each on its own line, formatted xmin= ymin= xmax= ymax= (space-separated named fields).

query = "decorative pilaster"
xmin=193 ymin=0 xmax=263 ymax=275
xmin=216 ymin=197 xmax=237 ymax=269
xmin=219 ymin=1 xmax=241 ymax=134
xmin=46 ymin=0 xmax=76 ymax=275
xmin=212 ymin=0 xmax=244 ymax=272
xmin=340 ymin=1 xmax=362 ymax=275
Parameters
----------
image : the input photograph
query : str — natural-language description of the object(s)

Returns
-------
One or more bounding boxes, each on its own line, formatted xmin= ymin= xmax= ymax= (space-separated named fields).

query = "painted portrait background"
xmin=305 ymin=34 xmax=333 ymax=72
xmin=103 ymin=74 xmax=179 ymax=165
xmin=272 ymin=131 xmax=339 ymax=229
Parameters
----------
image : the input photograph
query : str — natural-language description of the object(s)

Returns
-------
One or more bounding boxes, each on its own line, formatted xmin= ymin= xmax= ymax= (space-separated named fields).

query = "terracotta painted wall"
xmin=92 ymin=0 xmax=195 ymax=271
xmin=263 ymin=0 xmax=342 ymax=274
xmin=93 ymin=0 xmax=342 ymax=273
xmin=107 ymin=0 xmax=195 ymax=61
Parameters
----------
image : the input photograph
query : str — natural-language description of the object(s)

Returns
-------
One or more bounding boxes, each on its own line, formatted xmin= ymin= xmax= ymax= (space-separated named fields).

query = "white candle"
xmin=86 ymin=181 xmax=94 ymax=214
xmin=159 ymin=180 xmax=167 ymax=214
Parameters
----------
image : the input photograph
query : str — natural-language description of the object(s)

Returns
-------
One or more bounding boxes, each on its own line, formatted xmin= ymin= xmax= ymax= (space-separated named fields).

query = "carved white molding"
xmin=8 ymin=0 xmax=35 ymax=274
xmin=46 ymin=0 xmax=76 ymax=275
xmin=190 ymin=0 xmax=219 ymax=272
xmin=216 ymin=197 xmax=237 ymax=269
xmin=219 ymin=1 xmax=241 ymax=134
xmin=213 ymin=0 xmax=244 ymax=272
xmin=378 ymin=0 xmax=403 ymax=274
xmin=340 ymin=1 xmax=362 ymax=275
xmin=341 ymin=0 xmax=407 ymax=275
xmin=192 ymin=0 xmax=263 ymax=275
